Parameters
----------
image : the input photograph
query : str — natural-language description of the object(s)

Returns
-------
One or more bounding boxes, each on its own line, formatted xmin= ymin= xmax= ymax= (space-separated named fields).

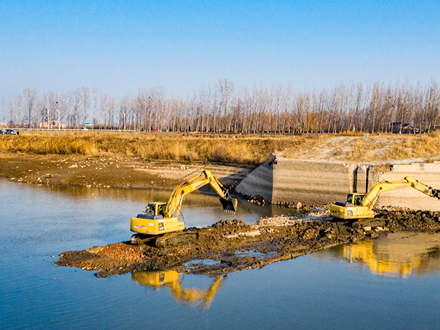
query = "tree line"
xmin=2 ymin=79 xmax=439 ymax=134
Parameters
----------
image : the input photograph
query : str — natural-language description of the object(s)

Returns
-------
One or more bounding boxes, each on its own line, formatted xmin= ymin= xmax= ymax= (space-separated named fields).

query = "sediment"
xmin=55 ymin=207 xmax=440 ymax=278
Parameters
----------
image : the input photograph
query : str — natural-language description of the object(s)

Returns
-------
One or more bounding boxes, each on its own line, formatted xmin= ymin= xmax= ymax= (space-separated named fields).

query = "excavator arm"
xmin=164 ymin=170 xmax=237 ymax=218
xmin=361 ymin=176 xmax=440 ymax=210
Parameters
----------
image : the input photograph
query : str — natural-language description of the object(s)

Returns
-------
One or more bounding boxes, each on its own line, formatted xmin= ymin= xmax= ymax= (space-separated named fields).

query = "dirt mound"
xmin=211 ymin=219 xmax=250 ymax=230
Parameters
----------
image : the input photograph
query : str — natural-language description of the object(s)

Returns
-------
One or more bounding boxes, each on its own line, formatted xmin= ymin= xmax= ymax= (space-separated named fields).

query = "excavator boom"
xmin=165 ymin=170 xmax=237 ymax=218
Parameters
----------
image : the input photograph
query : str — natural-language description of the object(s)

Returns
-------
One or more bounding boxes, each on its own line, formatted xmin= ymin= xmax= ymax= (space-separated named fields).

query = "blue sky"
xmin=0 ymin=0 xmax=439 ymax=99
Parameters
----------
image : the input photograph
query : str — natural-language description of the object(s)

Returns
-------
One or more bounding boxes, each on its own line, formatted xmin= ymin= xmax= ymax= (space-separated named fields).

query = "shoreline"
xmin=0 ymin=152 xmax=254 ymax=191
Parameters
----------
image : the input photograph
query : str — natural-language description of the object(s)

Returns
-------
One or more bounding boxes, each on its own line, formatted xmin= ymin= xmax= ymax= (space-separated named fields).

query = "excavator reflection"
xmin=338 ymin=232 xmax=440 ymax=278
xmin=132 ymin=270 xmax=224 ymax=308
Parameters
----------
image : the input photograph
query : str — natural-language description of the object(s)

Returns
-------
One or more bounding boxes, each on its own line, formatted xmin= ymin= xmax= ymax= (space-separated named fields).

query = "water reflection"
xmin=132 ymin=270 xmax=224 ymax=309
xmin=316 ymin=232 xmax=440 ymax=277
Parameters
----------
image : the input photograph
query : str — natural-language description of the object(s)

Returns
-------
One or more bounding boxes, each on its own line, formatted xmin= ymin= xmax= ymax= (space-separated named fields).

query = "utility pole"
xmin=47 ymin=107 xmax=50 ymax=135
xmin=55 ymin=102 xmax=59 ymax=136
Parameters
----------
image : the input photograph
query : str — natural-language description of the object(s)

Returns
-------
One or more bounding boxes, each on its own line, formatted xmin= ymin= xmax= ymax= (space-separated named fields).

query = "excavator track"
xmin=130 ymin=234 xmax=157 ymax=245
xmin=130 ymin=232 xmax=200 ymax=248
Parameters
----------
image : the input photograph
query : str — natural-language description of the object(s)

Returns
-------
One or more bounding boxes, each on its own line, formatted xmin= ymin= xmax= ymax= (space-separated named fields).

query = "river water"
xmin=1 ymin=179 xmax=440 ymax=329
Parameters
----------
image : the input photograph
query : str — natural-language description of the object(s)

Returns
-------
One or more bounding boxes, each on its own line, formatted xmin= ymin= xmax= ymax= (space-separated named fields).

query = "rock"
xmin=301 ymin=229 xmax=317 ymax=240
xmin=326 ymin=233 xmax=334 ymax=239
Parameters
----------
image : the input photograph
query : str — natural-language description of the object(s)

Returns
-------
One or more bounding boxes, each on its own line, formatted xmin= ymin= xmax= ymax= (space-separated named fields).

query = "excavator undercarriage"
xmin=130 ymin=231 xmax=199 ymax=247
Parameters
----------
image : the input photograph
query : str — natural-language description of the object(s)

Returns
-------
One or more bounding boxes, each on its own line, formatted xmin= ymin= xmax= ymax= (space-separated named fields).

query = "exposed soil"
xmin=55 ymin=207 xmax=440 ymax=278
xmin=0 ymin=152 xmax=253 ymax=191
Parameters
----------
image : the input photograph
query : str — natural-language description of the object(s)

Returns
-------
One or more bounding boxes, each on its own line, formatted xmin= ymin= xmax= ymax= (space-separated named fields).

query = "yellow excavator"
xmin=132 ymin=270 xmax=224 ymax=309
xmin=330 ymin=176 xmax=440 ymax=220
xmin=130 ymin=170 xmax=238 ymax=247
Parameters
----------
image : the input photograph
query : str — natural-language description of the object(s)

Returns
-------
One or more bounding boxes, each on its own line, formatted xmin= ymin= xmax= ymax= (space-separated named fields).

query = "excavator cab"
xmin=145 ymin=202 xmax=167 ymax=216
xmin=347 ymin=194 xmax=365 ymax=206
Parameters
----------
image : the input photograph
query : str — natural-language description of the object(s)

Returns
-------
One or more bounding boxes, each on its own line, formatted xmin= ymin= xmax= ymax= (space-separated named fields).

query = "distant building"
xmin=391 ymin=122 xmax=414 ymax=134
xmin=40 ymin=121 xmax=67 ymax=129
xmin=85 ymin=123 xmax=93 ymax=128
xmin=0 ymin=123 xmax=7 ymax=128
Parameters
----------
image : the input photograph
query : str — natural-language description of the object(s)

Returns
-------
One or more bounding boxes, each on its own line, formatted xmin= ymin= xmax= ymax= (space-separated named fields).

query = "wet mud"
xmin=55 ymin=208 xmax=440 ymax=278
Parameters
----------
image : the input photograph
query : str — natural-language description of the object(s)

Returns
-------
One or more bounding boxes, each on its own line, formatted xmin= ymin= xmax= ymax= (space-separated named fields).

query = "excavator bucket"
xmin=220 ymin=197 xmax=238 ymax=213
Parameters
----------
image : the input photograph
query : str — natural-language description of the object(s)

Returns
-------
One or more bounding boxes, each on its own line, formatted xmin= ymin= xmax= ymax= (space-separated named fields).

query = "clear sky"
xmin=0 ymin=0 xmax=439 ymax=99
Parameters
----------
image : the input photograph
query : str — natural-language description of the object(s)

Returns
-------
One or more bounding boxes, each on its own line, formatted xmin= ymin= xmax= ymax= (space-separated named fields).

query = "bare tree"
xmin=23 ymin=88 xmax=38 ymax=128
xmin=92 ymin=88 xmax=99 ymax=128
xmin=82 ymin=87 xmax=90 ymax=127
xmin=217 ymin=79 xmax=235 ymax=132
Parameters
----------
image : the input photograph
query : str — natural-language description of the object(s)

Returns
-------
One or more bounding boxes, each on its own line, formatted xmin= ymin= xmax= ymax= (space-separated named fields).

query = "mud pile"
xmin=56 ymin=208 xmax=440 ymax=278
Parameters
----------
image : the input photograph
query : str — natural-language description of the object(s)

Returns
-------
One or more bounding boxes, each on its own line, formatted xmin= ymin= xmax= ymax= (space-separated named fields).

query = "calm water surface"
xmin=1 ymin=179 xmax=440 ymax=329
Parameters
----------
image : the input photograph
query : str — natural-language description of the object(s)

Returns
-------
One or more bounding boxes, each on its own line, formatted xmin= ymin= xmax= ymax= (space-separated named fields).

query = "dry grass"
xmin=382 ymin=133 xmax=440 ymax=161
xmin=0 ymin=133 xmax=303 ymax=165
xmin=0 ymin=136 xmax=99 ymax=155
xmin=282 ymin=132 xmax=440 ymax=163
xmin=2 ymin=131 xmax=440 ymax=164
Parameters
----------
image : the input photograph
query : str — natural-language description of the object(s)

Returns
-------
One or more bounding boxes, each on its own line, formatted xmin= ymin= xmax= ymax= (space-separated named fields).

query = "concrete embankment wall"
xmin=271 ymin=160 xmax=355 ymax=206
xmin=236 ymin=155 xmax=440 ymax=211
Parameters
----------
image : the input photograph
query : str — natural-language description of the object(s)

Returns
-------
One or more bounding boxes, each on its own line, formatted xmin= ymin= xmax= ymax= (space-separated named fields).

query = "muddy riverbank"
xmin=56 ymin=207 xmax=440 ymax=277
xmin=0 ymin=153 xmax=253 ymax=191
